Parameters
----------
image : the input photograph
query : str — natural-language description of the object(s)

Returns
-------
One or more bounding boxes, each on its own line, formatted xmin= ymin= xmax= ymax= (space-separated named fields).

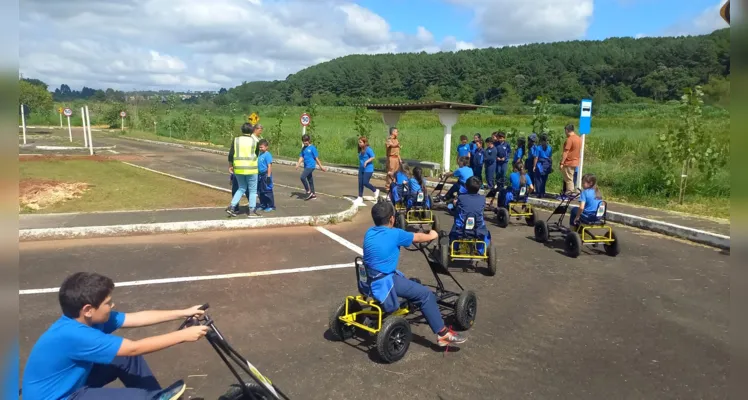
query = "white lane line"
xmin=121 ymin=162 xmax=231 ymax=193
xmin=316 ymin=226 xmax=363 ymax=256
xmin=19 ymin=263 xmax=353 ymax=295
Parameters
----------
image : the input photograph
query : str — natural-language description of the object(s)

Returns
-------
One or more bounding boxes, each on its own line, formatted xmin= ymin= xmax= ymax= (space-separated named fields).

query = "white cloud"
xmin=663 ymin=0 xmax=729 ymax=36
xmin=446 ymin=0 xmax=594 ymax=46
xmin=19 ymin=0 xmax=474 ymax=91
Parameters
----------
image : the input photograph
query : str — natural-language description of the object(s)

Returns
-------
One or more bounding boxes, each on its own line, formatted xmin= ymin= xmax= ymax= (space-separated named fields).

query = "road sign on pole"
xmin=63 ymin=108 xmax=72 ymax=117
xmin=577 ymin=99 xmax=592 ymax=189
xmin=20 ymin=104 xmax=27 ymax=145
xmin=64 ymin=108 xmax=73 ymax=142
xmin=248 ymin=112 xmax=260 ymax=125
xmin=300 ymin=113 xmax=311 ymax=136
xmin=120 ymin=111 xmax=126 ymax=131
xmin=58 ymin=107 xmax=63 ymax=128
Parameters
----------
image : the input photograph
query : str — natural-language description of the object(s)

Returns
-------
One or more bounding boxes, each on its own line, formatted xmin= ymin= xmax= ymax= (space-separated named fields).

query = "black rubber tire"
xmin=454 ymin=290 xmax=478 ymax=331
xmin=604 ymin=230 xmax=620 ymax=257
xmin=565 ymin=231 xmax=582 ymax=258
xmin=486 ymin=245 xmax=498 ymax=276
xmin=526 ymin=209 xmax=537 ymax=226
xmin=396 ymin=213 xmax=406 ymax=229
xmin=534 ymin=220 xmax=549 ymax=243
xmin=375 ymin=316 xmax=412 ymax=363
xmin=496 ymin=207 xmax=509 ymax=228
xmin=439 ymin=235 xmax=450 ymax=268
xmin=431 ymin=216 xmax=440 ymax=234
xmin=329 ymin=299 xmax=361 ymax=341
xmin=218 ymin=383 xmax=273 ymax=400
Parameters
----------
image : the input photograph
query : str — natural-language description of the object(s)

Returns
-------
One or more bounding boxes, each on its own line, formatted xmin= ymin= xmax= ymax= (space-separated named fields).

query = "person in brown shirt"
xmin=385 ymin=127 xmax=402 ymax=191
xmin=560 ymin=124 xmax=581 ymax=195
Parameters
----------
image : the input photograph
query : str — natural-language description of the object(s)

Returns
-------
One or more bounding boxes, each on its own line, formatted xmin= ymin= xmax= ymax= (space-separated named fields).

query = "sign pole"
xmin=81 ymin=107 xmax=88 ymax=147
xmin=121 ymin=116 xmax=124 ymax=131
xmin=59 ymin=111 xmax=63 ymax=128
xmin=577 ymin=99 xmax=593 ymax=190
xmin=67 ymin=116 xmax=72 ymax=142
xmin=20 ymin=104 xmax=27 ymax=145
xmin=85 ymin=105 xmax=93 ymax=155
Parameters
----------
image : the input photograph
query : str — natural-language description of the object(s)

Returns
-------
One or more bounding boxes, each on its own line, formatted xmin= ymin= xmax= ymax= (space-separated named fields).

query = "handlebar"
xmin=177 ymin=303 xmax=210 ymax=330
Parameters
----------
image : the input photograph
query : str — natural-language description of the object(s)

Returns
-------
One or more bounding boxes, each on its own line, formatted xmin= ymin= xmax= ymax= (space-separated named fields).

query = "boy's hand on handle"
xmin=181 ymin=305 xmax=207 ymax=319
xmin=179 ymin=325 xmax=209 ymax=342
xmin=427 ymin=229 xmax=439 ymax=241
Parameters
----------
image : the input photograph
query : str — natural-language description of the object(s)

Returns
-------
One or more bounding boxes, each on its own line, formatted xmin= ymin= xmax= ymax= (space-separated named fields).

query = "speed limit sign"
xmin=120 ymin=111 xmax=127 ymax=118
xmin=300 ymin=113 xmax=311 ymax=127
xmin=63 ymin=108 xmax=73 ymax=117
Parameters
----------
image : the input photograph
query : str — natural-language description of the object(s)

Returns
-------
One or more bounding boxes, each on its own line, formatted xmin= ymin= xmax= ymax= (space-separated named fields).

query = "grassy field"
xmin=19 ymin=156 xmax=228 ymax=213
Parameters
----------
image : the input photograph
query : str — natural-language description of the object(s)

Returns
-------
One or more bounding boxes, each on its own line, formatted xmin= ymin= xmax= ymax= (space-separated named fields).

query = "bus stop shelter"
xmin=362 ymin=101 xmax=487 ymax=172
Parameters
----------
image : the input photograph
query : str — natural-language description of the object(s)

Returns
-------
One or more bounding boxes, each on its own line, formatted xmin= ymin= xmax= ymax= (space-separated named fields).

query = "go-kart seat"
xmin=579 ymin=201 xmax=607 ymax=226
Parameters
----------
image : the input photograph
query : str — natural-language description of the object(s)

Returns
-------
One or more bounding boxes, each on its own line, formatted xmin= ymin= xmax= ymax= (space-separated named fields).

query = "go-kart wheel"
xmin=486 ymin=245 xmax=498 ymax=276
xmin=439 ymin=235 xmax=450 ymax=268
xmin=534 ymin=220 xmax=549 ymax=243
xmin=454 ymin=290 xmax=478 ymax=331
xmin=376 ymin=316 xmax=412 ymax=363
xmin=526 ymin=209 xmax=537 ymax=226
xmin=329 ymin=299 xmax=362 ymax=341
xmin=219 ymin=383 xmax=273 ymax=400
xmin=496 ymin=207 xmax=509 ymax=228
xmin=397 ymin=213 xmax=406 ymax=229
xmin=565 ymin=231 xmax=582 ymax=258
xmin=431 ymin=216 xmax=440 ymax=234
xmin=604 ymin=230 xmax=620 ymax=257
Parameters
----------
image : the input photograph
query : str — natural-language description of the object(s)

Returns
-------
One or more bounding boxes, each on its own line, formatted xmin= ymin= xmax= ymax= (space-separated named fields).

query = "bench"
xmin=378 ymin=158 xmax=441 ymax=177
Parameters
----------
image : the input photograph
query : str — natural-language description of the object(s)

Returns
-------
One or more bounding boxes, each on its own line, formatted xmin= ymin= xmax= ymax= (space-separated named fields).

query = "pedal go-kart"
xmin=490 ymin=186 xmax=538 ymax=228
xmin=533 ymin=194 xmax=620 ymax=258
xmin=329 ymin=251 xmax=477 ymax=364
xmin=179 ymin=304 xmax=291 ymax=400
xmin=394 ymin=190 xmax=439 ymax=233
xmin=438 ymin=217 xmax=498 ymax=276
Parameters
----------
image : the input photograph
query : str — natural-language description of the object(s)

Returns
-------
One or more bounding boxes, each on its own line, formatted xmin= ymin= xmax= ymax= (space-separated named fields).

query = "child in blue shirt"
xmin=524 ymin=133 xmax=538 ymax=176
xmin=22 ymin=272 xmax=208 ymax=400
xmin=483 ymin=137 xmax=497 ymax=189
xmin=449 ymin=176 xmax=491 ymax=255
xmin=257 ymin=139 xmax=275 ymax=212
xmin=570 ymin=173 xmax=604 ymax=226
xmin=494 ymin=131 xmax=511 ymax=188
xmin=442 ymin=156 xmax=473 ymax=206
xmin=532 ymin=133 xmax=553 ymax=198
xmin=456 ymin=135 xmax=471 ymax=164
xmin=406 ymin=166 xmax=431 ymax=209
xmin=470 ymin=138 xmax=484 ymax=185
xmin=513 ymin=137 xmax=526 ymax=165
xmin=361 ymin=201 xmax=467 ymax=347
xmin=356 ymin=136 xmax=379 ymax=205
xmin=498 ymin=161 xmax=534 ymax=208
xmin=388 ymin=164 xmax=410 ymax=204
xmin=296 ymin=134 xmax=327 ymax=201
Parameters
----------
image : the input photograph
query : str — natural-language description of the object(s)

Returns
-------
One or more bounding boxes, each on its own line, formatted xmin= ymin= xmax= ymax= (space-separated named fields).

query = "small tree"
xmin=305 ymin=102 xmax=320 ymax=147
xmin=269 ymin=105 xmax=287 ymax=154
xmin=531 ymin=96 xmax=550 ymax=134
xmin=353 ymin=105 xmax=372 ymax=139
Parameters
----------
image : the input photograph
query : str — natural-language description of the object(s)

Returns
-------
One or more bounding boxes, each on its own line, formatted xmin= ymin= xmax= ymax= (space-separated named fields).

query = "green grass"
xmin=19 ymin=158 xmax=228 ymax=213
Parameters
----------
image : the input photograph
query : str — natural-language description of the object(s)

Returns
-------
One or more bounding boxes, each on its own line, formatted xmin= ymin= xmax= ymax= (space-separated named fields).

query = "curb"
xmin=112 ymin=136 xmax=730 ymax=249
xmin=32 ymin=145 xmax=117 ymax=151
xmin=19 ymin=162 xmax=359 ymax=242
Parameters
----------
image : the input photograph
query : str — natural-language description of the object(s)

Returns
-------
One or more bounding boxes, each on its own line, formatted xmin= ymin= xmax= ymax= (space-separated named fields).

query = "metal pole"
xmin=85 ymin=106 xmax=93 ymax=155
xmin=121 ymin=116 xmax=124 ymax=131
xmin=20 ymin=104 xmax=27 ymax=145
xmin=67 ymin=116 xmax=72 ymax=142
xmin=577 ymin=134 xmax=586 ymax=190
xmin=81 ymin=107 xmax=88 ymax=147
xmin=302 ymin=126 xmax=306 ymax=136
xmin=59 ymin=112 xmax=63 ymax=128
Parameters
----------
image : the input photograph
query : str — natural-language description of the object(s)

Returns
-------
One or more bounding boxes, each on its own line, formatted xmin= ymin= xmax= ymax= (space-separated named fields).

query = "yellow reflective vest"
xmin=233 ymin=135 xmax=259 ymax=175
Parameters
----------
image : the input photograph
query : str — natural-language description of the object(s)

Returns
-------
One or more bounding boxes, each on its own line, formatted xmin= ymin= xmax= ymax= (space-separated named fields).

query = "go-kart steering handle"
xmin=177 ymin=303 xmax=210 ymax=330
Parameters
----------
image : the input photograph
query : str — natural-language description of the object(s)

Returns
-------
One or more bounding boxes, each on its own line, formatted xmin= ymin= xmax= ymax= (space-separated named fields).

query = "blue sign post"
xmin=577 ymin=99 xmax=592 ymax=189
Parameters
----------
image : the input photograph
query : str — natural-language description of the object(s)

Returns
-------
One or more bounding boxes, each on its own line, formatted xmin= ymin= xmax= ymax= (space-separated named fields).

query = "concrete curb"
xmin=19 ymin=162 xmax=359 ymax=242
xmin=32 ymin=145 xmax=117 ymax=151
xmin=112 ymin=136 xmax=730 ymax=249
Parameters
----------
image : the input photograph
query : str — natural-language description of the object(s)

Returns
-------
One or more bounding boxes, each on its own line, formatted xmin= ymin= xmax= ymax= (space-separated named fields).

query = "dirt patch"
xmin=19 ymin=154 xmax=145 ymax=162
xmin=20 ymin=179 xmax=89 ymax=211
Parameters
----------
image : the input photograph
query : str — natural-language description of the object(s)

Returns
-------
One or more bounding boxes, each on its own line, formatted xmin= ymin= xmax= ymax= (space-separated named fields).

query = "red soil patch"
xmin=20 ymin=179 xmax=89 ymax=211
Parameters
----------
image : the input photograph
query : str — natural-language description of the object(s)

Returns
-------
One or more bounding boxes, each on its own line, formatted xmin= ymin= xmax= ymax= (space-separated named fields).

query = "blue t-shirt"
xmin=456 ymin=143 xmax=471 ymax=158
xmin=23 ymin=311 xmax=126 ymax=400
xmin=258 ymin=151 xmax=273 ymax=174
xmin=535 ymin=144 xmax=552 ymax=160
xmin=580 ymin=188 xmax=602 ymax=216
xmin=359 ymin=147 xmax=375 ymax=173
xmin=408 ymin=177 xmax=423 ymax=193
xmin=514 ymin=147 xmax=524 ymax=163
xmin=454 ymin=166 xmax=474 ymax=184
xmin=299 ymin=145 xmax=319 ymax=169
xmin=509 ymin=171 xmax=532 ymax=190
xmin=363 ymin=226 xmax=414 ymax=274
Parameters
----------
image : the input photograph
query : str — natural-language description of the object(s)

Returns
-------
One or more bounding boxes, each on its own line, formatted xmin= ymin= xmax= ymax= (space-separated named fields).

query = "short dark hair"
xmin=465 ymin=176 xmax=481 ymax=194
xmin=241 ymin=123 xmax=254 ymax=134
xmin=59 ymin=272 xmax=115 ymax=318
xmin=485 ymin=137 xmax=494 ymax=144
xmin=301 ymin=134 xmax=310 ymax=142
xmin=460 ymin=135 xmax=468 ymax=141
xmin=565 ymin=124 xmax=574 ymax=132
xmin=258 ymin=139 xmax=269 ymax=147
xmin=457 ymin=156 xmax=469 ymax=167
xmin=497 ymin=131 xmax=506 ymax=138
xmin=371 ymin=201 xmax=394 ymax=226
xmin=389 ymin=126 xmax=398 ymax=135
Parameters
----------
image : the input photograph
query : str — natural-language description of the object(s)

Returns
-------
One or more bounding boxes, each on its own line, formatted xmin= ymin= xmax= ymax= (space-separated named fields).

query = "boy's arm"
xmin=412 ymin=230 xmax=438 ymax=243
xmin=122 ymin=305 xmax=205 ymax=328
xmin=267 ymin=163 xmax=272 ymax=177
xmin=116 ymin=326 xmax=208 ymax=357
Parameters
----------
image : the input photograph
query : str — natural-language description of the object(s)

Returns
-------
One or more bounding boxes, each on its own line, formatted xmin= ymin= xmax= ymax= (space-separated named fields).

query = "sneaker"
xmin=306 ymin=193 xmax=317 ymax=200
xmin=248 ymin=208 xmax=262 ymax=218
xmin=373 ymin=189 xmax=380 ymax=200
xmin=353 ymin=197 xmax=365 ymax=207
xmin=263 ymin=207 xmax=275 ymax=212
xmin=437 ymin=327 xmax=468 ymax=347
xmin=154 ymin=380 xmax=186 ymax=400
xmin=225 ymin=206 xmax=237 ymax=217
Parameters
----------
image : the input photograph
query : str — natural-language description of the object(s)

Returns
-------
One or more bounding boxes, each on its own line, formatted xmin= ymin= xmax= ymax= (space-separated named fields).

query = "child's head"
xmin=497 ymin=132 xmax=506 ymax=142
xmin=358 ymin=136 xmax=369 ymax=152
xmin=241 ymin=123 xmax=254 ymax=135
xmin=465 ymin=176 xmax=481 ymax=194
xmin=59 ymin=272 xmax=115 ymax=323
xmin=412 ymin=166 xmax=424 ymax=185
xmin=371 ymin=200 xmax=395 ymax=227
xmin=528 ymin=133 xmax=538 ymax=145
xmin=460 ymin=135 xmax=468 ymax=144
xmin=513 ymin=160 xmax=525 ymax=173
xmin=301 ymin=134 xmax=311 ymax=146
xmin=258 ymin=139 xmax=269 ymax=153
xmin=473 ymin=133 xmax=481 ymax=142
xmin=517 ymin=137 xmax=526 ymax=147
xmin=457 ymin=156 xmax=469 ymax=167
xmin=475 ymin=139 xmax=483 ymax=148
xmin=539 ymin=133 xmax=548 ymax=145
xmin=485 ymin=137 xmax=494 ymax=147
xmin=582 ymin=173 xmax=602 ymax=199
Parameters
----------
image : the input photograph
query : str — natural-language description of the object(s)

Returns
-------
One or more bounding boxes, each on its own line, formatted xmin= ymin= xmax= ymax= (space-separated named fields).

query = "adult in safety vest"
xmin=226 ymin=123 xmax=262 ymax=217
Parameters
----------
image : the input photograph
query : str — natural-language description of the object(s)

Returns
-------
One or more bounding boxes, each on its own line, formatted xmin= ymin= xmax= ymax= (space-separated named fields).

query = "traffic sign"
xmin=248 ymin=112 xmax=260 ymax=125
xmin=120 ymin=111 xmax=127 ymax=118
xmin=579 ymin=99 xmax=592 ymax=135
xmin=300 ymin=113 xmax=311 ymax=127
xmin=58 ymin=107 xmax=63 ymax=114
xmin=63 ymin=108 xmax=72 ymax=117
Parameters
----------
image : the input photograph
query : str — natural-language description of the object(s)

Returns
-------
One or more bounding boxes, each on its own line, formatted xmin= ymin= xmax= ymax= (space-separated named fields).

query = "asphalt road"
xmin=19 ymin=207 xmax=729 ymax=399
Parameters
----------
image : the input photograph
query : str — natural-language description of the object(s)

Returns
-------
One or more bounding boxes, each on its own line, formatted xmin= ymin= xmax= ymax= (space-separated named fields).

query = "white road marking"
xmin=316 ymin=226 xmax=363 ymax=256
xmin=121 ymin=162 xmax=230 ymax=193
xmin=19 ymin=263 xmax=353 ymax=295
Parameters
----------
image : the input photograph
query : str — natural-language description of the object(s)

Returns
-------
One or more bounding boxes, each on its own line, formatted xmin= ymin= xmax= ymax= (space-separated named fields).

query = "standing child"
xmin=532 ymin=133 xmax=553 ymax=198
xmin=525 ymin=133 xmax=538 ymax=174
xmin=470 ymin=138 xmax=484 ymax=185
xmin=456 ymin=135 xmax=471 ymax=165
xmin=356 ymin=136 xmax=379 ymax=206
xmin=494 ymin=131 xmax=511 ymax=189
xmin=257 ymin=139 xmax=275 ymax=212
xmin=570 ymin=174 xmax=603 ymax=226
xmin=483 ymin=137 xmax=497 ymax=189
xmin=513 ymin=137 xmax=526 ymax=165
xmin=296 ymin=134 xmax=327 ymax=200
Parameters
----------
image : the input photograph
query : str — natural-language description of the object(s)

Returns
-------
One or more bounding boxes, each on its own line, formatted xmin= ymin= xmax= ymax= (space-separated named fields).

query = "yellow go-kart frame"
xmin=534 ymin=194 xmax=620 ymax=258
xmin=394 ymin=191 xmax=438 ymax=233
xmin=493 ymin=186 xmax=538 ymax=228
xmin=439 ymin=219 xmax=497 ymax=276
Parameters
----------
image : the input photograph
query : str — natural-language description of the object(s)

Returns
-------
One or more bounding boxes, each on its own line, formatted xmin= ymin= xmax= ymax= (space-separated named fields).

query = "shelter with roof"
xmin=360 ymin=101 xmax=487 ymax=172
